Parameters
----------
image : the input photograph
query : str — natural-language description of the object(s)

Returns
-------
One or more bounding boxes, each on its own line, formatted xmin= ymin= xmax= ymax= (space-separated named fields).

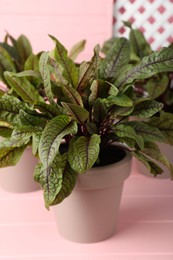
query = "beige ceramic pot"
xmin=53 ymin=148 xmax=132 ymax=243
xmin=136 ymin=143 xmax=173 ymax=179
xmin=0 ymin=147 xmax=39 ymax=193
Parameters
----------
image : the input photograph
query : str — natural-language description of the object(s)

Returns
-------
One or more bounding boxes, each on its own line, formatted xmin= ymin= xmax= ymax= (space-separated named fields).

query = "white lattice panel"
xmin=113 ymin=0 xmax=173 ymax=50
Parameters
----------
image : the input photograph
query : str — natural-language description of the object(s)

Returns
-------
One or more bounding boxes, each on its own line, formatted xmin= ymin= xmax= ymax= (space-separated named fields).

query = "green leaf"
xmin=39 ymin=115 xmax=78 ymax=167
xmin=109 ymin=106 xmax=134 ymax=117
xmin=99 ymin=37 xmax=130 ymax=80
xmin=0 ymin=123 xmax=13 ymax=138
xmin=18 ymin=109 xmax=47 ymax=127
xmin=108 ymin=83 xmax=119 ymax=96
xmin=145 ymin=73 xmax=169 ymax=99
xmin=34 ymin=101 xmax=61 ymax=118
xmin=93 ymin=98 xmax=107 ymax=123
xmin=4 ymin=72 xmax=43 ymax=104
xmin=125 ymin=121 xmax=165 ymax=142
xmin=0 ymin=146 xmax=26 ymax=167
xmin=133 ymin=151 xmax=163 ymax=176
xmin=0 ymin=45 xmax=16 ymax=72
xmin=115 ymin=124 xmax=144 ymax=149
xmin=129 ymin=28 xmax=152 ymax=59
xmin=68 ymin=39 xmax=86 ymax=61
xmin=16 ymin=34 xmax=32 ymax=67
xmin=68 ymin=134 xmax=101 ymax=173
xmin=148 ymin=112 xmax=173 ymax=145
xmin=117 ymin=47 xmax=173 ymax=88
xmin=48 ymin=57 xmax=68 ymax=86
xmin=140 ymin=142 xmax=173 ymax=177
xmin=89 ymin=80 xmax=110 ymax=106
xmin=77 ymin=45 xmax=100 ymax=91
xmin=34 ymin=153 xmax=77 ymax=208
xmin=61 ymin=102 xmax=89 ymax=123
xmin=63 ymin=85 xmax=83 ymax=106
xmin=39 ymin=52 xmax=55 ymax=104
xmin=132 ymin=100 xmax=163 ymax=118
xmin=32 ymin=132 xmax=41 ymax=156
xmin=0 ymin=95 xmax=26 ymax=125
xmin=49 ymin=35 xmax=79 ymax=88
xmin=86 ymin=122 xmax=98 ymax=135
xmin=107 ymin=93 xmax=133 ymax=107
xmin=101 ymin=37 xmax=116 ymax=55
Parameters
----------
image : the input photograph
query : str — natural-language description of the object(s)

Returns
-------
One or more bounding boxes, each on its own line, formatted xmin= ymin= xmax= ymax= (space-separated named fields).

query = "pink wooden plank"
xmin=0 ymin=223 xmax=173 ymax=256
xmin=0 ymin=0 xmax=112 ymax=15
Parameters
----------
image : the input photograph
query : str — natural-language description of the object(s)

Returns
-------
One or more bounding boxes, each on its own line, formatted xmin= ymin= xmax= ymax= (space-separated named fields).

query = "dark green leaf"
xmin=68 ymin=134 xmax=101 ymax=173
xmin=39 ymin=115 xmax=78 ymax=166
xmin=68 ymin=39 xmax=86 ymax=61
xmin=49 ymin=35 xmax=79 ymax=88
xmin=117 ymin=47 xmax=173 ymax=88
xmin=61 ymin=102 xmax=89 ymax=123
xmin=132 ymin=100 xmax=163 ymax=118
xmin=99 ymin=37 xmax=130 ymax=80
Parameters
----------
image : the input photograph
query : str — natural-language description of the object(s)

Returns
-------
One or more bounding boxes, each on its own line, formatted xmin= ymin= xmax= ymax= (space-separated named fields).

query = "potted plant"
xmin=102 ymin=21 xmax=173 ymax=178
xmin=1 ymin=35 xmax=173 ymax=242
xmin=102 ymin=22 xmax=173 ymax=178
xmin=0 ymin=32 xmax=41 ymax=192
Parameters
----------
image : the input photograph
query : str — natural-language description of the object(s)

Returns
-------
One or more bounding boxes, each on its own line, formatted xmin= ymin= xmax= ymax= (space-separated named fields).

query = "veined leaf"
xmin=132 ymin=100 xmax=163 ymax=118
xmin=125 ymin=121 xmax=165 ymax=142
xmin=24 ymin=53 xmax=39 ymax=70
xmin=4 ymin=71 xmax=43 ymax=104
xmin=93 ymin=98 xmax=107 ymax=123
xmin=68 ymin=134 xmax=101 ymax=173
xmin=18 ymin=109 xmax=47 ymax=127
xmin=148 ymin=112 xmax=173 ymax=145
xmin=99 ymin=37 xmax=130 ymax=80
xmin=77 ymin=45 xmax=100 ymax=91
xmin=0 ymin=95 xmax=27 ymax=125
xmin=145 ymin=73 xmax=169 ymax=99
xmin=39 ymin=115 xmax=78 ymax=167
xmin=133 ymin=151 xmax=163 ymax=176
xmin=117 ymin=47 xmax=173 ymax=88
xmin=109 ymin=106 xmax=134 ymax=117
xmin=34 ymin=101 xmax=61 ymax=117
xmin=61 ymin=102 xmax=89 ymax=123
xmin=48 ymin=57 xmax=68 ymax=86
xmin=115 ymin=124 xmax=144 ymax=149
xmin=0 ymin=145 xmax=26 ymax=168
xmin=89 ymin=80 xmax=110 ymax=107
xmin=34 ymin=153 xmax=77 ymax=208
xmin=49 ymin=35 xmax=79 ymax=88
xmin=12 ymin=125 xmax=42 ymax=141
xmin=63 ymin=85 xmax=83 ymax=106
xmin=0 ymin=45 xmax=16 ymax=71
xmin=101 ymin=37 xmax=116 ymax=55
xmin=39 ymin=52 xmax=54 ymax=104
xmin=140 ymin=141 xmax=173 ymax=177
xmin=129 ymin=28 xmax=152 ymax=59
xmin=68 ymin=39 xmax=86 ymax=61
xmin=16 ymin=34 xmax=32 ymax=67
xmin=106 ymin=93 xmax=133 ymax=107
xmin=32 ymin=132 xmax=41 ymax=156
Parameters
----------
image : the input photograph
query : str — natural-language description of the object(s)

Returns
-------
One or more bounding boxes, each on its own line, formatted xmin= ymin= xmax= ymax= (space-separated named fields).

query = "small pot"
xmin=0 ymin=147 xmax=39 ymax=193
xmin=53 ymin=146 xmax=132 ymax=243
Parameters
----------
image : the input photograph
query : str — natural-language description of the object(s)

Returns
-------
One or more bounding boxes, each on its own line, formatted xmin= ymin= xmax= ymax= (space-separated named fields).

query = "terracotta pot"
xmin=53 ymin=148 xmax=132 ymax=243
xmin=136 ymin=143 xmax=173 ymax=179
xmin=0 ymin=147 xmax=39 ymax=193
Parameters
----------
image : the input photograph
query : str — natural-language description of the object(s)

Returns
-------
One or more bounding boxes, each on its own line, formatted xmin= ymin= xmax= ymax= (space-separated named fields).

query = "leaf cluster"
xmin=1 ymin=35 xmax=173 ymax=208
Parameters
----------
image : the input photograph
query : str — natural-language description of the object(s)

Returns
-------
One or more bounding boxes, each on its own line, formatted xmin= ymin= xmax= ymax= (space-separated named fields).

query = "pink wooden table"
xmin=0 ymin=159 xmax=173 ymax=260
